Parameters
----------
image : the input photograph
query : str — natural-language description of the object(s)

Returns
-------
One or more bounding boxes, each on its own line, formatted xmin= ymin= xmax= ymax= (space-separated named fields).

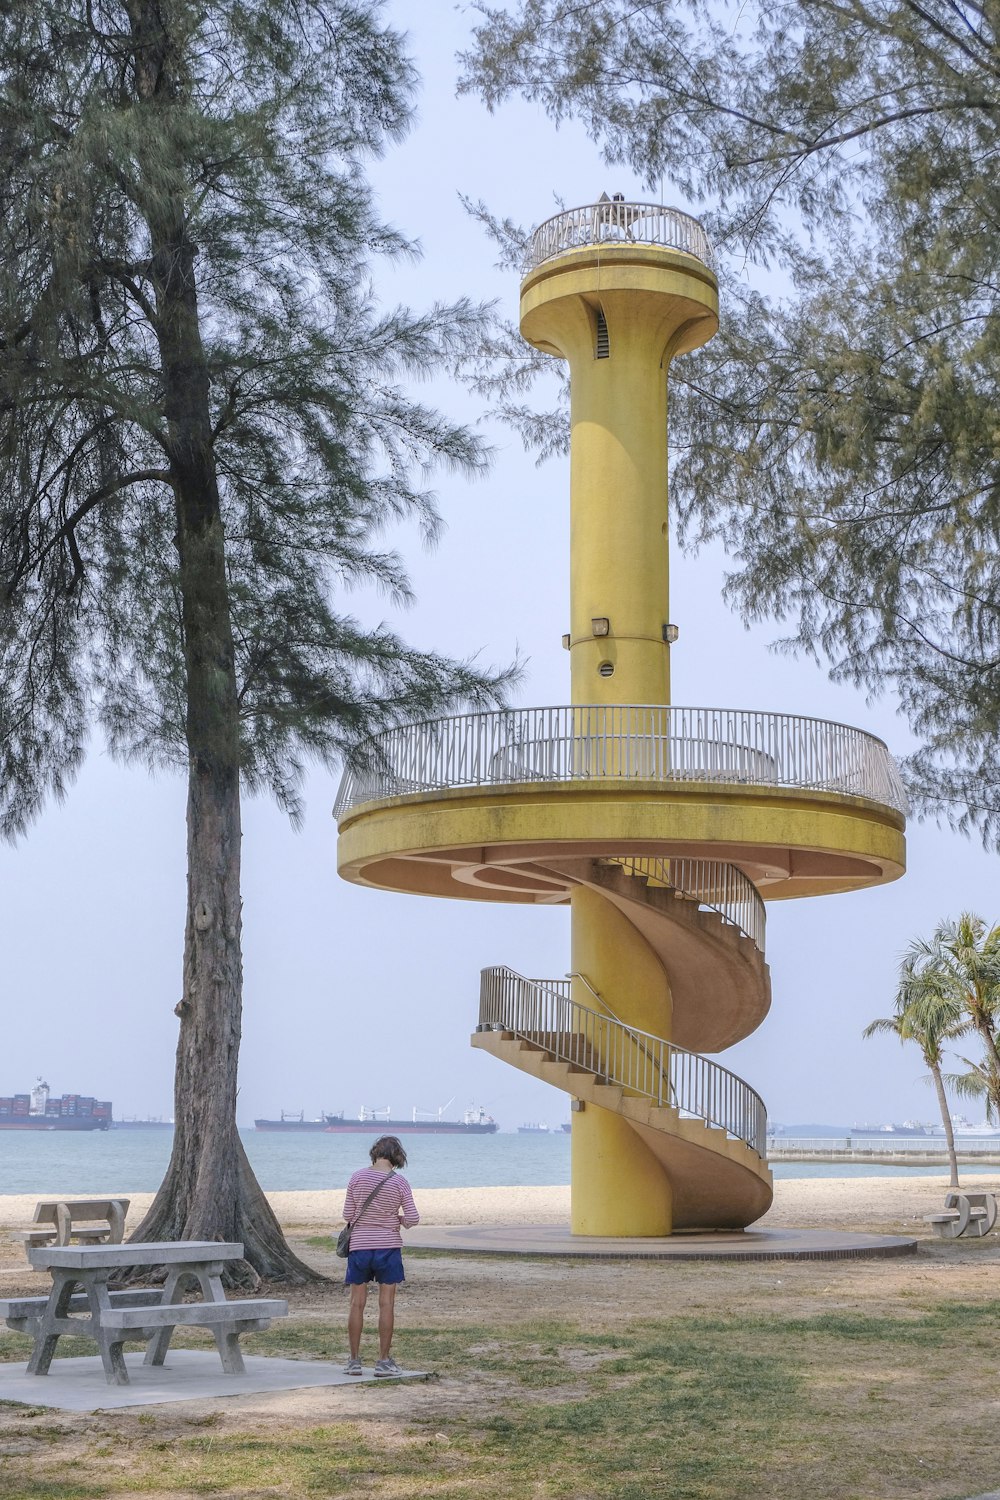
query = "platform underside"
xmin=337 ymin=779 xmax=906 ymax=902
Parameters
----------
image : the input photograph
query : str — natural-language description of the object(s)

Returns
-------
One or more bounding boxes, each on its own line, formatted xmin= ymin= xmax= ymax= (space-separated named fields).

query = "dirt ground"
xmin=2 ymin=1177 xmax=999 ymax=1500
xmin=1 ymin=1174 xmax=997 ymax=1424
xmin=0 ymin=1229 xmax=988 ymax=1434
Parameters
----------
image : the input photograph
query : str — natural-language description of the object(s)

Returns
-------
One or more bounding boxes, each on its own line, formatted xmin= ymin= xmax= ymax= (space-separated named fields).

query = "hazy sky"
xmin=3 ymin=2 xmax=997 ymax=1135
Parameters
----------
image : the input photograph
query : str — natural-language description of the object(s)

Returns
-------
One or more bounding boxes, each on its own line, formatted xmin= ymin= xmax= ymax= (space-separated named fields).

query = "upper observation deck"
xmin=527 ymin=199 xmax=716 ymax=274
xmin=335 ymin=705 xmax=907 ymax=902
xmin=515 ymin=198 xmax=719 ymax=373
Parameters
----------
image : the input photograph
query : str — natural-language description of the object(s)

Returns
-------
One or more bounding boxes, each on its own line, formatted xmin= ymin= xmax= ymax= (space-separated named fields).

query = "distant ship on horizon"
xmin=254 ymin=1103 xmax=498 ymax=1134
xmin=939 ymin=1114 xmax=1000 ymax=1137
xmin=0 ymin=1078 xmax=111 ymax=1131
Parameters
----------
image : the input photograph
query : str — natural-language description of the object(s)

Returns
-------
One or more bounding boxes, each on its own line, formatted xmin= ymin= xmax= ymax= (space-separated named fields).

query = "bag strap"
xmin=347 ymin=1169 xmax=395 ymax=1229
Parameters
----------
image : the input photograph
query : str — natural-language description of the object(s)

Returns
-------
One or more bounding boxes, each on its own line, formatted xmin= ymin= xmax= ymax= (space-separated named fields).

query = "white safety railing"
xmin=478 ymin=966 xmax=767 ymax=1157
xmin=527 ymin=200 xmax=715 ymax=272
xmin=604 ymin=855 xmax=766 ymax=955
xmin=334 ymin=705 xmax=908 ymax=819
xmin=769 ymin=1136 xmax=1000 ymax=1155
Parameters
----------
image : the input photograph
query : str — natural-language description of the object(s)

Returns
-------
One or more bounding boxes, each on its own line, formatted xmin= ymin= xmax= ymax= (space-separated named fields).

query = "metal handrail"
xmin=527 ymin=200 xmax=715 ymax=273
xmin=603 ymin=855 xmax=766 ymax=955
xmin=478 ymin=966 xmax=767 ymax=1157
xmin=566 ymin=969 xmax=677 ymax=1106
xmin=333 ymin=704 xmax=908 ymax=820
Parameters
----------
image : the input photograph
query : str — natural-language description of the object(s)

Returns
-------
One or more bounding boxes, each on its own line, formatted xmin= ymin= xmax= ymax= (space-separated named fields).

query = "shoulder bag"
xmin=336 ymin=1170 xmax=395 ymax=1258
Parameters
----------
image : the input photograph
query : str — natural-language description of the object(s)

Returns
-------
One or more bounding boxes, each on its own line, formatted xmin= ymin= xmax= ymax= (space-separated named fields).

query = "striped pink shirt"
xmin=342 ymin=1167 xmax=420 ymax=1250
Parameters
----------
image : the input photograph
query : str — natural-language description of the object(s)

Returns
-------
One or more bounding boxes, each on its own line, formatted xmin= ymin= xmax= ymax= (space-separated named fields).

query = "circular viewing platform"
xmin=334 ymin=705 xmax=906 ymax=903
xmin=334 ymin=704 xmax=907 ymax=820
xmin=527 ymin=200 xmax=715 ymax=273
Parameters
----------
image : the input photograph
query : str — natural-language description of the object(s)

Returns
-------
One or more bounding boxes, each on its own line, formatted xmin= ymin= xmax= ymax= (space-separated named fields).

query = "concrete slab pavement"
xmin=405 ymin=1222 xmax=918 ymax=1260
xmin=0 ymin=1351 xmax=429 ymax=1411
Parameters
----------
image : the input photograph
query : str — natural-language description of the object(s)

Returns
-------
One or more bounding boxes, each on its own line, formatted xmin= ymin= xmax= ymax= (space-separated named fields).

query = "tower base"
xmin=571 ymin=1104 xmax=673 ymax=1236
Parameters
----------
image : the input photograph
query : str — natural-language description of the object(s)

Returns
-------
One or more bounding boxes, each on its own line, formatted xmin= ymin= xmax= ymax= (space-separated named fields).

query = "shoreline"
xmin=0 ymin=1172 xmax=987 ymax=1235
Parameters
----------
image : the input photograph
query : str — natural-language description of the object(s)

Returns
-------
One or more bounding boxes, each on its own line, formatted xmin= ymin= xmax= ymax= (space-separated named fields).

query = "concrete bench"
xmin=924 ymin=1211 xmax=966 ymax=1238
xmin=16 ymin=1199 xmax=129 ymax=1251
xmin=101 ymin=1296 xmax=288 ymax=1375
xmin=924 ymin=1191 xmax=997 ymax=1238
xmin=0 ymin=1289 xmax=161 ymax=1332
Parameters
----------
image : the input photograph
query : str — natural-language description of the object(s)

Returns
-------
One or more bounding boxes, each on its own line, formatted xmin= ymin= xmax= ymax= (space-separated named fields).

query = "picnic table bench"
xmin=924 ymin=1190 xmax=998 ymax=1239
xmin=16 ymin=1198 xmax=129 ymax=1250
xmin=0 ymin=1240 xmax=287 ymax=1385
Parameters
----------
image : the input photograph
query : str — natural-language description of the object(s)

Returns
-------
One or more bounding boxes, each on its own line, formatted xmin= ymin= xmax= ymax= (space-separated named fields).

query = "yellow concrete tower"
xmin=521 ymin=199 xmax=719 ymax=1233
xmin=334 ymin=196 xmax=907 ymax=1238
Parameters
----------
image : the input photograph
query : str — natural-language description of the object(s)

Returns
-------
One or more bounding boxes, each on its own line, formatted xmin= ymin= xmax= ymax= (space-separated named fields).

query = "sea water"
xmin=0 ymin=1129 xmax=995 ymax=1195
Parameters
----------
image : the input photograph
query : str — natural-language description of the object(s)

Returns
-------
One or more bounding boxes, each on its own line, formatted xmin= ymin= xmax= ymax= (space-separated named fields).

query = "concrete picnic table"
xmin=17 ymin=1198 xmax=129 ymax=1249
xmin=0 ymin=1241 xmax=286 ymax=1386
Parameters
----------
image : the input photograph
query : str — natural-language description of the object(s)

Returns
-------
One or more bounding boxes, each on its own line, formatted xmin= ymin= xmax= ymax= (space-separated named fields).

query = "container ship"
xmin=0 ymin=1078 xmax=111 ymax=1131
xmin=254 ymin=1104 xmax=498 ymax=1134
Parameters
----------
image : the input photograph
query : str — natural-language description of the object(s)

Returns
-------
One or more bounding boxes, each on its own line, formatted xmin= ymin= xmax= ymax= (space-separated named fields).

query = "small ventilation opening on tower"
xmin=598 ymin=660 xmax=615 ymax=678
xmin=595 ymin=308 xmax=610 ymax=359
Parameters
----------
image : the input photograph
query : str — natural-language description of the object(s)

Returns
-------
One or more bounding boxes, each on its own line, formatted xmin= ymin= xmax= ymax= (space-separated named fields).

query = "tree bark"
xmin=929 ymin=1061 xmax=960 ymax=1189
xmin=123 ymin=0 xmax=321 ymax=1285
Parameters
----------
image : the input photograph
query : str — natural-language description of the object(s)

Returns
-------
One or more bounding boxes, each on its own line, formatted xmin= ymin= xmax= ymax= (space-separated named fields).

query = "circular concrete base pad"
xmin=406 ymin=1223 xmax=917 ymax=1262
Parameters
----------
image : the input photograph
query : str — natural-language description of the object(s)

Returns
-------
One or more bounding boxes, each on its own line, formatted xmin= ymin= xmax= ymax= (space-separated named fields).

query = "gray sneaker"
xmin=343 ymin=1357 xmax=363 ymax=1376
xmin=373 ymin=1356 xmax=403 ymax=1378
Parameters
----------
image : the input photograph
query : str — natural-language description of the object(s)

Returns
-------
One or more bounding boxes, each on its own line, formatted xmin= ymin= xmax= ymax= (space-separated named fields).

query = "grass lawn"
xmin=0 ymin=1243 xmax=999 ymax=1499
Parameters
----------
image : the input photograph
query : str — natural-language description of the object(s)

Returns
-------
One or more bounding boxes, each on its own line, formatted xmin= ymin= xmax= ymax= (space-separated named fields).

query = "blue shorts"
xmin=345 ymin=1247 xmax=405 ymax=1285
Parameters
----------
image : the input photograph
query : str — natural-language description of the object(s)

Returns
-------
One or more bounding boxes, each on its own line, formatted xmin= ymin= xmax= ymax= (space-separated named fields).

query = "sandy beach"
xmin=0 ymin=1172 xmax=981 ymax=1236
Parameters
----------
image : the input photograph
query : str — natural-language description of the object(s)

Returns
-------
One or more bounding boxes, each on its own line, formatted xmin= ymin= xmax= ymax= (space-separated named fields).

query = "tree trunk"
xmin=124 ymin=0 xmax=321 ymax=1285
xmin=929 ymin=1061 xmax=959 ymax=1189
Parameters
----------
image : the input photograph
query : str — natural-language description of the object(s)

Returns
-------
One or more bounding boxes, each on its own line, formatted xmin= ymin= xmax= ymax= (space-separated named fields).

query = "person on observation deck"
xmin=341 ymin=1135 xmax=420 ymax=1377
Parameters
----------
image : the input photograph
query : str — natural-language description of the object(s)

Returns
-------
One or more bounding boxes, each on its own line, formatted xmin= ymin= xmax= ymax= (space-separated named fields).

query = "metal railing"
xmin=334 ymin=705 xmax=908 ymax=820
xmin=478 ymin=966 xmax=767 ymax=1157
xmin=769 ymin=1135 xmax=1000 ymax=1156
xmin=604 ymin=855 xmax=766 ymax=955
xmin=527 ymin=200 xmax=715 ymax=273
xmin=566 ymin=969 xmax=674 ymax=1102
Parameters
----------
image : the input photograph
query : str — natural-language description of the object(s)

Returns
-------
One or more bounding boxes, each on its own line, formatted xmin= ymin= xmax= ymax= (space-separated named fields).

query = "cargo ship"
xmin=0 ymin=1078 xmax=111 ymax=1131
xmin=254 ymin=1103 xmax=498 ymax=1134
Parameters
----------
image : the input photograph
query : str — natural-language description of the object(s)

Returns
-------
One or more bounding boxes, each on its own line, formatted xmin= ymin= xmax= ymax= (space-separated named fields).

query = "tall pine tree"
xmin=462 ymin=0 xmax=1000 ymax=846
xmin=0 ymin=0 xmax=514 ymax=1281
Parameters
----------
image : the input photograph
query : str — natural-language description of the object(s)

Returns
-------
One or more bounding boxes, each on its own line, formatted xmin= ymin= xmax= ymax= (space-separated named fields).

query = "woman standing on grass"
xmin=342 ymin=1135 xmax=420 ymax=1377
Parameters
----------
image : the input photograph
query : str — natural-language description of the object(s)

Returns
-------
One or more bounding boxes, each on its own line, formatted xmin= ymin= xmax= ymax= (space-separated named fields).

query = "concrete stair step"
xmin=475 ymin=1028 xmax=766 ymax=1187
xmin=589 ymin=1082 xmax=624 ymax=1107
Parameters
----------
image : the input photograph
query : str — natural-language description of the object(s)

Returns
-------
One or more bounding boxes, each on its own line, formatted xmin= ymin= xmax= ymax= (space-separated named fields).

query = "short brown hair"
xmin=370 ymin=1135 xmax=407 ymax=1168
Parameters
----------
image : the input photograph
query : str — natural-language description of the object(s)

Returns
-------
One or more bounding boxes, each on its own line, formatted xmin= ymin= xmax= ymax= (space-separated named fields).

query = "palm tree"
xmin=945 ymin=1056 xmax=1000 ymax=1129
xmin=903 ymin=915 xmax=1000 ymax=1127
xmin=863 ymin=952 xmax=965 ymax=1187
xmin=937 ymin=914 xmax=1000 ymax=1091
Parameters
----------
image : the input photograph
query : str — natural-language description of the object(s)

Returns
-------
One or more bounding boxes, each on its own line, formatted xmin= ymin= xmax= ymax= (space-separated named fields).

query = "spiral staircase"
xmin=334 ymin=703 xmax=907 ymax=1232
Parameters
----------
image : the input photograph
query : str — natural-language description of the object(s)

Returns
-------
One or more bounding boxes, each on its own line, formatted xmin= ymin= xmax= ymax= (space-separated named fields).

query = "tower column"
xmin=521 ymin=235 xmax=720 ymax=1236
xmin=567 ymin=300 xmax=672 ymax=704
xmin=570 ymin=885 xmax=673 ymax=1235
